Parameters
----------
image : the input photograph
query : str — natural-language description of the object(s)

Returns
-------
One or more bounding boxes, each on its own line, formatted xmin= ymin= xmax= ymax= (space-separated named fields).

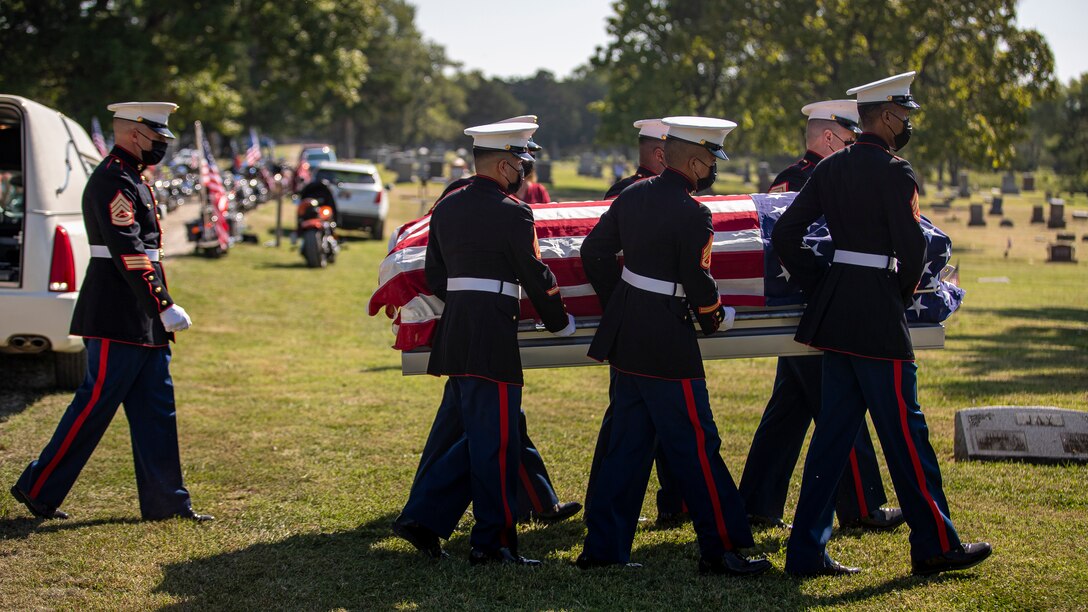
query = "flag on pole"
xmin=244 ymin=127 xmax=261 ymax=167
xmin=91 ymin=116 xmax=108 ymax=157
xmin=194 ymin=120 xmax=231 ymax=249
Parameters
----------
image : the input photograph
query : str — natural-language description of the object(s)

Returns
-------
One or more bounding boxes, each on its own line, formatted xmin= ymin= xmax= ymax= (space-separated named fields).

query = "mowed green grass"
xmin=1 ymin=163 xmax=1086 ymax=610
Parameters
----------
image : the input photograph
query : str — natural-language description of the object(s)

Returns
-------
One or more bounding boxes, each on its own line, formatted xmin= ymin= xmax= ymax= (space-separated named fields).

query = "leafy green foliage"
xmin=593 ymin=0 xmax=1055 ymax=169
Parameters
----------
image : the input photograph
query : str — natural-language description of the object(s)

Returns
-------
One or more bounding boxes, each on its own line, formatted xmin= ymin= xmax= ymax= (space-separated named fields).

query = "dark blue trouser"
xmin=786 ymin=352 xmax=961 ymax=573
xmin=583 ymin=370 xmax=753 ymax=563
xmin=739 ymin=355 xmax=887 ymax=524
xmin=585 ymin=370 xmax=685 ymax=518
xmin=401 ymin=376 xmax=522 ymax=553
xmin=517 ymin=411 xmax=560 ymax=518
xmin=15 ymin=338 xmax=193 ymax=519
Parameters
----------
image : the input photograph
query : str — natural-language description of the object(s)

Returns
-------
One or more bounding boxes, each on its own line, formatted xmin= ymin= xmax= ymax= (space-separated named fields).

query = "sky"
xmin=411 ymin=0 xmax=1087 ymax=84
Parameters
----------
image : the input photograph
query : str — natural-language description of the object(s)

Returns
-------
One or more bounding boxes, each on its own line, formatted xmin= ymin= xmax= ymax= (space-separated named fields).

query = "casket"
xmin=369 ymin=192 xmax=963 ymax=375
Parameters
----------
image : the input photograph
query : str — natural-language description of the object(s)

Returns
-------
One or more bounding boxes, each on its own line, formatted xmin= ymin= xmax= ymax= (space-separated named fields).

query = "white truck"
xmin=0 ymin=95 xmax=101 ymax=388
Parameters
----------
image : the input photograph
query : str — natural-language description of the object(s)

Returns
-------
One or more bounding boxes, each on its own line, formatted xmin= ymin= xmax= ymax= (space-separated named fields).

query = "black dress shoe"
xmin=912 ymin=542 xmax=992 ymax=576
xmin=392 ymin=518 xmax=447 ymax=560
xmin=181 ymin=511 xmax=215 ymax=522
xmin=10 ymin=486 xmax=69 ymax=520
xmin=699 ymin=550 xmax=772 ymax=576
xmin=575 ymin=551 xmax=643 ymax=570
xmin=469 ymin=547 xmax=541 ymax=566
xmin=529 ymin=501 xmax=582 ymax=523
xmin=788 ymin=558 xmax=862 ymax=578
xmin=655 ymin=511 xmax=690 ymax=528
xmin=850 ymin=507 xmax=906 ymax=531
xmin=748 ymin=514 xmax=789 ymax=529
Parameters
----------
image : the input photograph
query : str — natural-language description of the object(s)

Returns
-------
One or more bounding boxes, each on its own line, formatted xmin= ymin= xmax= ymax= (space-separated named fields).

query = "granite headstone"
xmin=954 ymin=406 xmax=1088 ymax=464
xmin=1031 ymin=205 xmax=1046 ymax=224
xmin=1000 ymin=171 xmax=1020 ymax=194
xmin=968 ymin=203 xmax=986 ymax=226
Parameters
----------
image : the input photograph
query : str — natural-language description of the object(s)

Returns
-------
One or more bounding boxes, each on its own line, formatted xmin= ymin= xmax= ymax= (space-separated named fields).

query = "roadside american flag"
xmin=194 ymin=120 xmax=231 ymax=248
xmin=367 ymin=190 xmax=963 ymax=352
xmin=244 ymin=127 xmax=261 ymax=167
xmin=90 ymin=116 xmax=108 ymax=157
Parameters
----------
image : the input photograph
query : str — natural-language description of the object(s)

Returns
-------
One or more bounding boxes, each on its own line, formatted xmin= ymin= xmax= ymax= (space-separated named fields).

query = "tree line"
xmin=0 ymin=0 xmax=1082 ymax=187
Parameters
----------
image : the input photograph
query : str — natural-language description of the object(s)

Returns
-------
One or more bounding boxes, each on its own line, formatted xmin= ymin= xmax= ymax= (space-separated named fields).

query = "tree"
xmin=1051 ymin=75 xmax=1088 ymax=193
xmin=593 ymin=0 xmax=1055 ymax=171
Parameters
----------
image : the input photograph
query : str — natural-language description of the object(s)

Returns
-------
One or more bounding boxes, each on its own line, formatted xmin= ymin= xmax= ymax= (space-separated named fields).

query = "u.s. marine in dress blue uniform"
xmin=414 ymin=120 xmax=582 ymax=526
xmin=577 ymin=116 xmax=770 ymax=575
xmin=774 ymin=72 xmax=991 ymax=577
xmin=739 ymin=99 xmax=905 ymax=532
xmin=394 ymin=121 xmax=574 ymax=566
xmin=11 ymin=102 xmax=210 ymax=522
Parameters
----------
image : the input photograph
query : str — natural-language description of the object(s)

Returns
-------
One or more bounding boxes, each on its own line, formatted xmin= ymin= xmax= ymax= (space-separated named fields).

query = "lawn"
xmin=0 ymin=162 xmax=1086 ymax=610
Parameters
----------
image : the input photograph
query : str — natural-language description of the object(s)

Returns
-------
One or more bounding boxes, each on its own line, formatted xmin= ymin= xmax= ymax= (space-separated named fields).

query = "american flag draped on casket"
xmin=368 ymin=192 xmax=963 ymax=360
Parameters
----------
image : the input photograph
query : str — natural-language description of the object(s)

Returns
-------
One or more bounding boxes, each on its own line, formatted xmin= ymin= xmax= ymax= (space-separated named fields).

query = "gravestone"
xmin=954 ymin=406 xmax=1088 ymax=464
xmin=1072 ymin=210 xmax=1088 ymax=221
xmin=957 ymin=171 xmax=971 ymax=198
xmin=1031 ymin=205 xmax=1046 ymax=224
xmin=426 ymin=159 xmax=445 ymax=181
xmin=1082 ymin=234 xmax=1088 ymax=242
xmin=577 ymin=154 xmax=600 ymax=178
xmin=1056 ymin=232 xmax=1075 ymax=242
xmin=989 ymin=195 xmax=1004 ymax=216
xmin=1000 ymin=219 xmax=1014 ymax=227
xmin=1048 ymin=243 xmax=1076 ymax=263
xmin=968 ymin=203 xmax=986 ymax=226
xmin=1022 ymin=172 xmax=1035 ymax=192
xmin=1048 ymin=199 xmax=1066 ymax=229
xmin=390 ymin=157 xmax=415 ymax=184
xmin=757 ymin=161 xmax=772 ymax=193
xmin=1000 ymin=171 xmax=1019 ymax=194
xmin=535 ymin=160 xmax=552 ymax=184
xmin=741 ymin=164 xmax=751 ymax=185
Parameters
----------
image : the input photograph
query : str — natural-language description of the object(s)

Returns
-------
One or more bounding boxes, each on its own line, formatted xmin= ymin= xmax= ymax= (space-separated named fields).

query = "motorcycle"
xmin=297 ymin=196 xmax=339 ymax=268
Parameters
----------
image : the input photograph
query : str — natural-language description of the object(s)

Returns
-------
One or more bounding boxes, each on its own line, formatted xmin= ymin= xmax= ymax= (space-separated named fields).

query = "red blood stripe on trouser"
xmin=497 ymin=383 xmax=514 ymax=545
xmin=681 ymin=379 xmax=732 ymax=550
xmin=894 ymin=360 xmax=950 ymax=551
xmin=30 ymin=340 xmax=111 ymax=498
xmin=519 ymin=464 xmax=545 ymax=513
xmin=848 ymin=449 xmax=869 ymax=517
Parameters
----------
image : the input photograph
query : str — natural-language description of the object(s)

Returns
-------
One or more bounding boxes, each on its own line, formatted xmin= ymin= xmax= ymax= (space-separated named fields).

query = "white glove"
xmin=720 ymin=306 xmax=736 ymax=331
xmin=552 ymin=313 xmax=577 ymax=337
xmin=160 ymin=304 xmax=192 ymax=333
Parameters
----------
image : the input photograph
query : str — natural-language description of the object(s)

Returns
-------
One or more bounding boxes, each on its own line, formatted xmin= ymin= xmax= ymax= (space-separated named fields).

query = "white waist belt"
xmin=447 ymin=277 xmax=522 ymax=299
xmin=833 ymin=249 xmax=897 ymax=271
xmin=621 ymin=266 xmax=685 ymax=298
xmin=89 ymin=244 xmax=162 ymax=262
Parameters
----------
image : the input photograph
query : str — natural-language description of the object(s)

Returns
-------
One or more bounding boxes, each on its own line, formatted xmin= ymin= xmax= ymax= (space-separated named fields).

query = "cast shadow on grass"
xmin=0 ymin=516 xmax=142 ymax=541
xmin=151 ymin=511 xmax=936 ymax=609
xmin=938 ymin=306 xmax=1088 ymax=398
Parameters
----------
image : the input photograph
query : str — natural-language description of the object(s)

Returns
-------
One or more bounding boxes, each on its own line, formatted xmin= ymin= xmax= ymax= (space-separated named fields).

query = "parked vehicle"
xmin=296 ymin=197 xmax=339 ymax=268
xmin=0 ymin=95 xmax=101 ymax=388
xmin=292 ymin=143 xmax=336 ymax=192
xmin=308 ymin=161 xmax=390 ymax=239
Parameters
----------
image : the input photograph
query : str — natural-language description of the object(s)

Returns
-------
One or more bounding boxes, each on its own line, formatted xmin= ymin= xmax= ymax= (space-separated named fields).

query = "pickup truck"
xmin=0 ymin=95 xmax=101 ymax=388
xmin=369 ymin=193 xmax=963 ymax=375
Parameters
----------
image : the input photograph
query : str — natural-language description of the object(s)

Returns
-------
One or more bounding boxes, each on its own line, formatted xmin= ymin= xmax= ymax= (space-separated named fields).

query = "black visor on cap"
xmin=527 ymin=138 xmax=542 ymax=152
xmin=833 ymin=115 xmax=862 ymax=134
xmin=129 ymin=117 xmax=175 ymax=139
xmin=704 ymin=141 xmax=729 ymax=160
xmin=665 ymin=134 xmax=729 ymax=160
xmin=889 ymin=94 xmax=921 ymax=110
xmin=473 ymin=145 xmax=534 ymax=162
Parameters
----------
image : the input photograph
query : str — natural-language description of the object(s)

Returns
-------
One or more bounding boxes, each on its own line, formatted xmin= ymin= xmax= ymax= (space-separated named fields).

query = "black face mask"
xmin=694 ymin=159 xmax=717 ymax=192
xmin=505 ymin=159 xmax=526 ymax=194
xmin=138 ymin=133 xmax=169 ymax=166
xmin=888 ymin=113 xmax=912 ymax=151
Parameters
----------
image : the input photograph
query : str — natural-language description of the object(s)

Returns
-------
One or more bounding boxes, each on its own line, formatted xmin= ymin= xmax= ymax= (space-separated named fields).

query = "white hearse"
xmin=0 ymin=95 xmax=101 ymax=388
